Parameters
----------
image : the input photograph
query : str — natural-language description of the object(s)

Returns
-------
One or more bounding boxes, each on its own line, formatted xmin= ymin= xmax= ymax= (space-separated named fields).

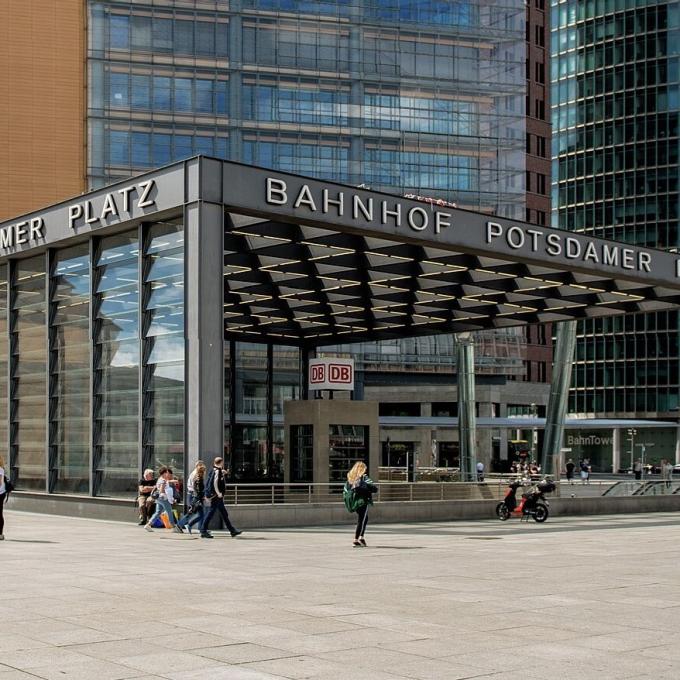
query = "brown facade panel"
xmin=524 ymin=0 xmax=553 ymax=380
xmin=0 ymin=1 xmax=86 ymax=221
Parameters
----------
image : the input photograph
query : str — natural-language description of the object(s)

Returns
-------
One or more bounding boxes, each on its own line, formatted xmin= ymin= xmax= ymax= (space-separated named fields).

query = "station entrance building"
xmin=2 ymin=157 xmax=680 ymax=508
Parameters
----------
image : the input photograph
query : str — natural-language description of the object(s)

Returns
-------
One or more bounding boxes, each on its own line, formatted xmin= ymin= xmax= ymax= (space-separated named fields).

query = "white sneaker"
xmin=144 ymin=524 xmax=153 ymax=532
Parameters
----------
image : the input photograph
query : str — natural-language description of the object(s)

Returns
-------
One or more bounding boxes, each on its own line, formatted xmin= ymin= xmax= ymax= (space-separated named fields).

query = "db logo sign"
xmin=308 ymin=358 xmax=354 ymax=391
xmin=329 ymin=364 xmax=352 ymax=383
xmin=310 ymin=364 xmax=326 ymax=383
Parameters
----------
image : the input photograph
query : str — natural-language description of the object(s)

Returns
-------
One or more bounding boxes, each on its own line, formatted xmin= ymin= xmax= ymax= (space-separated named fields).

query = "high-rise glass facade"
xmin=85 ymin=0 xmax=529 ymax=483
xmin=88 ymin=0 xmax=526 ymax=216
xmin=552 ymin=0 xmax=680 ymax=416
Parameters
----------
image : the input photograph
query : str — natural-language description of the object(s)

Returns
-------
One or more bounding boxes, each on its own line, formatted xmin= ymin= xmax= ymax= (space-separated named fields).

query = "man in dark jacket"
xmin=200 ymin=457 xmax=242 ymax=539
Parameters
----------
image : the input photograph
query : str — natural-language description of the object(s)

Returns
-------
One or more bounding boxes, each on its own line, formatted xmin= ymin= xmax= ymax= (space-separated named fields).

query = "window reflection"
xmin=142 ymin=222 xmax=184 ymax=477
xmin=93 ymin=231 xmax=139 ymax=496
xmin=11 ymin=257 xmax=47 ymax=491
xmin=50 ymin=245 xmax=91 ymax=494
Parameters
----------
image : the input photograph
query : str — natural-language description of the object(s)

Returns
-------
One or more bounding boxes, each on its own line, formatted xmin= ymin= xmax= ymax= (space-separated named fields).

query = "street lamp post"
xmin=627 ymin=428 xmax=637 ymax=472
xmin=636 ymin=442 xmax=655 ymax=481
xmin=530 ymin=402 xmax=538 ymax=463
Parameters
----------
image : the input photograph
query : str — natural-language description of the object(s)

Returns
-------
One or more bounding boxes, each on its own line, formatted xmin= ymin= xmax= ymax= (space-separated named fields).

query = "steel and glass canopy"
xmin=1 ymin=156 xmax=679 ymax=348
xmin=217 ymin=160 xmax=680 ymax=346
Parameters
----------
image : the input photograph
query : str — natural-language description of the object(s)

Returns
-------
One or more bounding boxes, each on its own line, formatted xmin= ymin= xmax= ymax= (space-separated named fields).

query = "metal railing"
xmin=379 ymin=466 xmax=460 ymax=482
xmin=603 ymin=480 xmax=680 ymax=496
xmin=207 ymin=477 xmax=680 ymax=506
xmin=221 ymin=481 xmax=506 ymax=505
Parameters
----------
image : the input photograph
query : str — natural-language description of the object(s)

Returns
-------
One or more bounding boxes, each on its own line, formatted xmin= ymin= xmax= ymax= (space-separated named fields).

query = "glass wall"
xmin=0 ymin=220 xmax=188 ymax=496
xmin=329 ymin=425 xmax=369 ymax=483
xmin=233 ymin=342 xmax=268 ymax=481
xmin=290 ymin=424 xmax=313 ymax=482
xmin=11 ymin=256 xmax=47 ymax=491
xmin=142 ymin=221 xmax=184 ymax=474
xmin=92 ymin=231 xmax=140 ymax=496
xmin=49 ymin=246 xmax=90 ymax=493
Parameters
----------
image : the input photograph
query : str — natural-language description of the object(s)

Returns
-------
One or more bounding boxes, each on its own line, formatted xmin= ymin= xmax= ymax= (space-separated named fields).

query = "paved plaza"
xmin=2 ymin=510 xmax=680 ymax=680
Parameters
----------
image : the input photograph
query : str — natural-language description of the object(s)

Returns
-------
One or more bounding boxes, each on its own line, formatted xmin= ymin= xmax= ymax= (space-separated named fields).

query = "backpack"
xmin=343 ymin=482 xmax=359 ymax=513
xmin=204 ymin=468 xmax=217 ymax=499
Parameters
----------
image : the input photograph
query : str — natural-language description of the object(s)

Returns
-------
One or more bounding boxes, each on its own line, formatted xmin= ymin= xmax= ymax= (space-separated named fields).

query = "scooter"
xmin=496 ymin=478 xmax=555 ymax=523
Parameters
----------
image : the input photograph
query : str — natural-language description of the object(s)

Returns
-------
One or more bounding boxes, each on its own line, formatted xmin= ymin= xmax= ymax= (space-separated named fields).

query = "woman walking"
xmin=145 ymin=466 xmax=183 ymax=533
xmin=344 ymin=461 xmax=377 ymax=547
xmin=0 ymin=455 xmax=7 ymax=540
xmin=177 ymin=462 xmax=206 ymax=534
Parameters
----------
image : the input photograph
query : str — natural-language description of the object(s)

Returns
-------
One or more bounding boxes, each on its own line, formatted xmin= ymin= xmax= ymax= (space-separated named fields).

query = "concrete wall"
xmin=9 ymin=491 xmax=680 ymax=529
xmin=284 ymin=400 xmax=380 ymax=485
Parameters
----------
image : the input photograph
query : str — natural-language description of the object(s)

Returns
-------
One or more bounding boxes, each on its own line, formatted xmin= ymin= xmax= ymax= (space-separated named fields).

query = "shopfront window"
xmin=233 ymin=342 xmax=268 ymax=480
xmin=142 ymin=221 xmax=184 ymax=476
xmin=11 ymin=256 xmax=47 ymax=491
xmin=93 ymin=231 xmax=140 ymax=497
xmin=290 ymin=424 xmax=312 ymax=482
xmin=232 ymin=425 xmax=268 ymax=480
xmin=329 ymin=425 xmax=368 ymax=483
xmin=49 ymin=245 xmax=90 ymax=494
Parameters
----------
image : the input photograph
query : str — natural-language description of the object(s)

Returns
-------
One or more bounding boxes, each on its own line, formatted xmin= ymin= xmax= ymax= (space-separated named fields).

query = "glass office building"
xmin=552 ymin=0 xmax=680 ymax=418
xmin=88 ymin=0 xmax=526 ymax=215
xmin=84 ymin=0 xmax=532 ymax=483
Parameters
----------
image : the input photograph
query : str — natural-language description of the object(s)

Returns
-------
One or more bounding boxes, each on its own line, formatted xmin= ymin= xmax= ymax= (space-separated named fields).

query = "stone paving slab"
xmin=3 ymin=510 xmax=680 ymax=680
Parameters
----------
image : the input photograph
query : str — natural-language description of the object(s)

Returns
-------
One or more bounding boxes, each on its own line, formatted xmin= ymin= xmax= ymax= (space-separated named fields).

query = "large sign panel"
xmin=0 ymin=165 xmax=186 ymax=258
xmin=308 ymin=358 xmax=354 ymax=391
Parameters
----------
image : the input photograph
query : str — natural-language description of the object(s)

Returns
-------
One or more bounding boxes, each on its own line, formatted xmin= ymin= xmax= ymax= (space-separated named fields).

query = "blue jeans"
xmin=178 ymin=494 xmax=205 ymax=529
xmin=148 ymin=498 xmax=176 ymax=527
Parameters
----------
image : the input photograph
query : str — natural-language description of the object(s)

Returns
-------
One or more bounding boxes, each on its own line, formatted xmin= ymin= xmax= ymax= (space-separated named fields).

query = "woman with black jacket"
xmin=345 ymin=461 xmax=378 ymax=547
xmin=177 ymin=462 xmax=206 ymax=534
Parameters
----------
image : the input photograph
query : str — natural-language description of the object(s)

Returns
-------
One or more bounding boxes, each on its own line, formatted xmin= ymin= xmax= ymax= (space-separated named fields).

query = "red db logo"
xmin=329 ymin=364 xmax=352 ymax=383
xmin=310 ymin=364 xmax=325 ymax=383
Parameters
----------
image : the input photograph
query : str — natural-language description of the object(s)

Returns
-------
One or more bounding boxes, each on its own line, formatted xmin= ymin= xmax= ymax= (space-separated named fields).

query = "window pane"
xmin=94 ymin=231 xmax=139 ymax=497
xmin=143 ymin=221 xmax=184 ymax=476
xmin=11 ymin=256 xmax=46 ymax=491
xmin=50 ymin=245 xmax=90 ymax=494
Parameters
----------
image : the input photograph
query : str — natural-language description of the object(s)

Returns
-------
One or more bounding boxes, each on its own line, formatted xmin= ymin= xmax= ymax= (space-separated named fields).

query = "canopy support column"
xmin=456 ymin=333 xmax=477 ymax=482
xmin=185 ymin=196 xmax=225 ymax=472
xmin=541 ymin=320 xmax=578 ymax=476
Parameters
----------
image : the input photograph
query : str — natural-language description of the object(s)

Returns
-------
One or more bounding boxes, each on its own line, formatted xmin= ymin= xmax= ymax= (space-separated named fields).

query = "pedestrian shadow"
xmin=364 ymin=546 xmax=426 ymax=550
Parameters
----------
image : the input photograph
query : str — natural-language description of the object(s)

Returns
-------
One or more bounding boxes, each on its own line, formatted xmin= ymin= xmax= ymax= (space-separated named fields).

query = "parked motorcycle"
xmin=496 ymin=478 xmax=556 ymax=523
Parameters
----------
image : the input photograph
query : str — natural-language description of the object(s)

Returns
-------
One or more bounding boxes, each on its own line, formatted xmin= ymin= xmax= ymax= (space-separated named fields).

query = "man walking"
xmin=200 ymin=457 xmax=243 ymax=539
xmin=633 ymin=458 xmax=643 ymax=481
xmin=661 ymin=459 xmax=673 ymax=490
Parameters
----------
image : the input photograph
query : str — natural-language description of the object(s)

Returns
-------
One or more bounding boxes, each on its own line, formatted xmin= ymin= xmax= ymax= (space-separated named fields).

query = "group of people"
xmin=565 ymin=458 xmax=591 ymax=484
xmin=137 ymin=457 xmax=242 ymax=539
xmin=139 ymin=457 xmax=377 ymax=546
xmin=510 ymin=460 xmax=542 ymax=479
